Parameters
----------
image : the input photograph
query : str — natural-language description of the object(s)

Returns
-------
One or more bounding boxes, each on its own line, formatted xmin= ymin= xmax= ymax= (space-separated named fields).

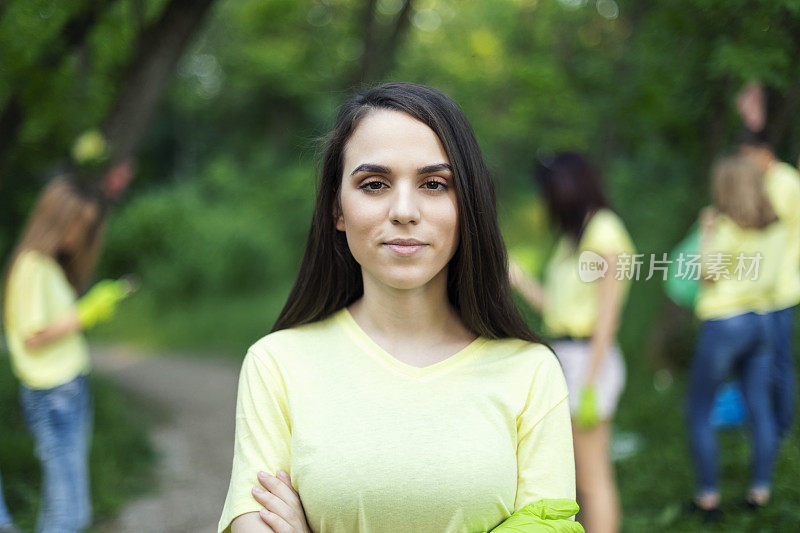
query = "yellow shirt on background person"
xmin=541 ymin=208 xmax=636 ymax=339
xmin=218 ymin=307 xmax=575 ymax=533
xmin=763 ymin=160 xmax=800 ymax=311
xmin=694 ymin=214 xmax=786 ymax=321
xmin=3 ymin=249 xmax=90 ymax=389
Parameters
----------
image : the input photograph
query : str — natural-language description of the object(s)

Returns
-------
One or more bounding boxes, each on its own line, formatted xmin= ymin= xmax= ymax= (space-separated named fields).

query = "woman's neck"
xmin=348 ymin=269 xmax=472 ymax=349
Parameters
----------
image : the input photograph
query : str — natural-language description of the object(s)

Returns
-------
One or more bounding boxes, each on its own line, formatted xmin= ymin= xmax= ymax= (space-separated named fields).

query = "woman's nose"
xmin=388 ymin=181 xmax=420 ymax=225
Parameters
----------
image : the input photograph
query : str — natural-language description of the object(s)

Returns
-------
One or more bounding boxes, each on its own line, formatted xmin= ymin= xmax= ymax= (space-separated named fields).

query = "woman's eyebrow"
xmin=350 ymin=163 xmax=391 ymax=176
xmin=418 ymin=163 xmax=452 ymax=174
xmin=349 ymin=162 xmax=452 ymax=176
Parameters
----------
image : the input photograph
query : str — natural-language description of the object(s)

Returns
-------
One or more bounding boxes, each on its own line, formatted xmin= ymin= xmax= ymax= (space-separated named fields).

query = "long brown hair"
xmin=2 ymin=176 xmax=107 ymax=324
xmin=711 ymin=154 xmax=777 ymax=229
xmin=271 ymin=82 xmax=542 ymax=344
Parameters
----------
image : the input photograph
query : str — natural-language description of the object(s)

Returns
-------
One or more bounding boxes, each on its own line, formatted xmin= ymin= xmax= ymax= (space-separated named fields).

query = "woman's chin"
xmin=374 ymin=272 xmax=439 ymax=292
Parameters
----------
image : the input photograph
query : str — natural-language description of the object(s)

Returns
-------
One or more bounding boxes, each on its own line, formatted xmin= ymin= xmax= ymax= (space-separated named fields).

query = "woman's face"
xmin=336 ymin=109 xmax=460 ymax=291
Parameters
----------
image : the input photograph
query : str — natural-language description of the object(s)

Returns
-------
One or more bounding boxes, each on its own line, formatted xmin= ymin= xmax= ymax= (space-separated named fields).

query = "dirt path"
xmin=90 ymin=344 xmax=240 ymax=533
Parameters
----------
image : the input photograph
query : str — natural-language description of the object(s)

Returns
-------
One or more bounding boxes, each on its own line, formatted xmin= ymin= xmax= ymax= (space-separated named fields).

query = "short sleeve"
xmin=514 ymin=347 xmax=576 ymax=514
xmin=218 ymin=346 xmax=292 ymax=533
xmin=6 ymin=252 xmax=51 ymax=339
xmin=766 ymin=163 xmax=800 ymax=224
xmin=581 ymin=209 xmax=635 ymax=256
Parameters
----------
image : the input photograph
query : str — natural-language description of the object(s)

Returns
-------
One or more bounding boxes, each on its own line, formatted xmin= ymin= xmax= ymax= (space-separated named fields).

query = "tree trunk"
xmin=353 ymin=0 xmax=379 ymax=88
xmin=349 ymin=0 xmax=413 ymax=88
xmin=102 ymin=0 xmax=217 ymax=161
xmin=373 ymin=0 xmax=413 ymax=81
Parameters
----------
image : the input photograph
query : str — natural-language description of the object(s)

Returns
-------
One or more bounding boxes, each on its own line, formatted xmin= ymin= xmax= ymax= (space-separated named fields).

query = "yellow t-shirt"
xmin=763 ymin=160 xmax=800 ymax=310
xmin=3 ymin=249 xmax=91 ymax=389
xmin=695 ymin=214 xmax=786 ymax=321
xmin=218 ymin=307 xmax=574 ymax=533
xmin=542 ymin=208 xmax=635 ymax=338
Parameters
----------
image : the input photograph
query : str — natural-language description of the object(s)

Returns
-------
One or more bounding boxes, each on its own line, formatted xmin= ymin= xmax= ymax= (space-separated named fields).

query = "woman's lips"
xmin=384 ymin=243 xmax=427 ymax=256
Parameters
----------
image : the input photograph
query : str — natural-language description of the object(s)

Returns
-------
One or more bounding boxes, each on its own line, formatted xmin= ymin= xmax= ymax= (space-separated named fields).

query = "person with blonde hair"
xmin=738 ymin=130 xmax=800 ymax=445
xmin=686 ymin=154 xmax=785 ymax=521
xmin=2 ymin=175 xmax=132 ymax=533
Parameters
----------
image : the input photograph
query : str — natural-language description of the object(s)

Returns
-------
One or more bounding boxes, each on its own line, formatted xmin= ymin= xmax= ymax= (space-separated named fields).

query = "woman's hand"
xmin=76 ymin=278 xmax=133 ymax=329
xmin=251 ymin=470 xmax=312 ymax=533
xmin=490 ymin=498 xmax=584 ymax=532
xmin=23 ymin=311 xmax=82 ymax=350
xmin=575 ymin=385 xmax=600 ymax=430
xmin=24 ymin=329 xmax=51 ymax=350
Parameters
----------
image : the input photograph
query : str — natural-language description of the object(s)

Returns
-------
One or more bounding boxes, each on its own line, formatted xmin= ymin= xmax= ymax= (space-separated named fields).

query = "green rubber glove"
xmin=76 ymin=278 xmax=133 ymax=329
xmin=490 ymin=498 xmax=583 ymax=532
xmin=575 ymin=385 xmax=600 ymax=430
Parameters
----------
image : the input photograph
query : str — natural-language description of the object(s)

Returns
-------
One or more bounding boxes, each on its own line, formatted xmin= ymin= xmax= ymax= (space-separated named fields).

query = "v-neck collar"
xmin=335 ymin=306 xmax=488 ymax=379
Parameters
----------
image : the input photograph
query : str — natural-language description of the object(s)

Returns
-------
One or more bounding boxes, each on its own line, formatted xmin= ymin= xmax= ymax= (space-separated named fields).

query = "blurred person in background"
xmin=686 ymin=154 xmax=785 ymax=521
xmin=219 ymin=83 xmax=582 ymax=533
xmin=737 ymin=130 xmax=800 ymax=444
xmin=509 ymin=152 xmax=635 ymax=533
xmin=736 ymin=81 xmax=800 ymax=445
xmin=1 ymin=133 xmax=134 ymax=533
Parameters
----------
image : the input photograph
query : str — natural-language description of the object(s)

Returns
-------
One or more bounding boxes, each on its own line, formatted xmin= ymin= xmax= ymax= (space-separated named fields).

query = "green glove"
xmin=575 ymin=385 xmax=600 ymax=430
xmin=490 ymin=498 xmax=583 ymax=532
xmin=76 ymin=278 xmax=133 ymax=329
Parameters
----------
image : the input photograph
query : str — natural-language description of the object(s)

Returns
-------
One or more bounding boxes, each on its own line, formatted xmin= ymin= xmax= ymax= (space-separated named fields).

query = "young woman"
xmin=2 ymin=177 xmax=130 ymax=533
xmin=218 ymin=83 xmax=581 ymax=533
xmin=738 ymin=131 xmax=800 ymax=443
xmin=686 ymin=155 xmax=785 ymax=520
xmin=508 ymin=153 xmax=635 ymax=533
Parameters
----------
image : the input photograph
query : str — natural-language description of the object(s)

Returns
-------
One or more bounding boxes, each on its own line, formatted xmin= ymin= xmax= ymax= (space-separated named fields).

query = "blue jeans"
xmin=686 ymin=312 xmax=778 ymax=494
xmin=20 ymin=375 xmax=93 ymax=533
xmin=0 ymin=469 xmax=13 ymax=527
xmin=769 ymin=305 xmax=797 ymax=439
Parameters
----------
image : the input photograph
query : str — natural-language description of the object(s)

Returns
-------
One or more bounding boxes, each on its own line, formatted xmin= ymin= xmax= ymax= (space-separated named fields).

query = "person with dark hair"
xmin=218 ymin=83 xmax=581 ymax=533
xmin=738 ymin=130 xmax=800 ymax=449
xmin=509 ymin=153 xmax=635 ymax=533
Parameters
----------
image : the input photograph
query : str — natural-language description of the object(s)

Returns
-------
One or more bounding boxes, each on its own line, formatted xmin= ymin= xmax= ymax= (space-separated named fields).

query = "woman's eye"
xmin=358 ymin=179 xmax=448 ymax=193
xmin=359 ymin=181 xmax=386 ymax=193
xmin=424 ymin=180 xmax=448 ymax=191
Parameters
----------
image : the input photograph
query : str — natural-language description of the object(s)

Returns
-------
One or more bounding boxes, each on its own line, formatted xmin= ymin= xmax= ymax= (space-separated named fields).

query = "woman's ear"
xmin=333 ymin=199 xmax=345 ymax=231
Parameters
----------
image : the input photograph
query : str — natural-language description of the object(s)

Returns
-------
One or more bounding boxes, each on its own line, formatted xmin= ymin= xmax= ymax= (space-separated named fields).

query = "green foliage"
xmin=100 ymin=148 xmax=313 ymax=305
xmin=3 ymin=0 xmax=800 ymax=527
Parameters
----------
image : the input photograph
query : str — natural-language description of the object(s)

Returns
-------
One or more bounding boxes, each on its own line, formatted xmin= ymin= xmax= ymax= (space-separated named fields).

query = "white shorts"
xmin=550 ymin=340 xmax=626 ymax=420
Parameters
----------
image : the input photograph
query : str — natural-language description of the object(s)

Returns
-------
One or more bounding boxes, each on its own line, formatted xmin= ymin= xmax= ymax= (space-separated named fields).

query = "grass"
xmin=0 ymin=349 xmax=155 ymax=532
xmin=615 ymin=357 xmax=800 ymax=531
